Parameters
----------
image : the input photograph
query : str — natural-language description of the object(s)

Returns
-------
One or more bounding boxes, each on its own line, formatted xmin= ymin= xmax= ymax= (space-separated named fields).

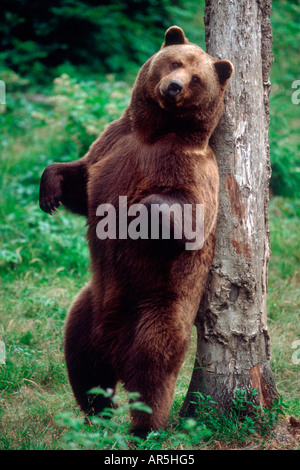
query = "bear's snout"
xmin=158 ymin=74 xmax=189 ymax=108
xmin=167 ymin=80 xmax=183 ymax=98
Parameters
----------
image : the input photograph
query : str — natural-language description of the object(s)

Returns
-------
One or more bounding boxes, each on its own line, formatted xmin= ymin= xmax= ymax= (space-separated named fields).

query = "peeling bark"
xmin=181 ymin=0 xmax=278 ymax=414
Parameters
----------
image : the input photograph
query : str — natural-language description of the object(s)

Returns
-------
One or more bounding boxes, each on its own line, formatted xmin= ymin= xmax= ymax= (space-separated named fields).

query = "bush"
xmin=55 ymin=387 xmax=287 ymax=450
xmin=28 ymin=73 xmax=132 ymax=158
xmin=0 ymin=0 xmax=188 ymax=79
xmin=187 ymin=389 xmax=287 ymax=446
xmin=269 ymin=1 xmax=300 ymax=197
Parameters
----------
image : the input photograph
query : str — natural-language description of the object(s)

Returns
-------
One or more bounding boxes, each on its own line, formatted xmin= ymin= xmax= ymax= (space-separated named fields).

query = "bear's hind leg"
xmin=128 ymin=372 xmax=179 ymax=438
xmin=123 ymin=313 xmax=189 ymax=438
xmin=64 ymin=285 xmax=117 ymax=415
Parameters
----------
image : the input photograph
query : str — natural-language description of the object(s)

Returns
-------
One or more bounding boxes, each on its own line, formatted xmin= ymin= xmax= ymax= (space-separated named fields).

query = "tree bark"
xmin=182 ymin=0 xmax=278 ymax=415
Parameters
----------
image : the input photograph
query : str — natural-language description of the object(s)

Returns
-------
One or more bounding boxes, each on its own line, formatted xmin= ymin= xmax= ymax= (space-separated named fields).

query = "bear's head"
xmin=130 ymin=26 xmax=233 ymax=139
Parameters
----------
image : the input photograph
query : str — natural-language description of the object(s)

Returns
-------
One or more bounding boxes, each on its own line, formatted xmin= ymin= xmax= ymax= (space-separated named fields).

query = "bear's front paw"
xmin=39 ymin=165 xmax=63 ymax=214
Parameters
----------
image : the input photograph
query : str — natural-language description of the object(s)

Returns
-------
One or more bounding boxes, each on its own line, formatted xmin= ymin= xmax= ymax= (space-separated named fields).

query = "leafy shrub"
xmin=0 ymin=0 xmax=187 ymax=79
xmin=56 ymin=388 xmax=152 ymax=450
xmin=1 ymin=1 xmax=298 ymax=197
xmin=49 ymin=73 xmax=131 ymax=155
xmin=269 ymin=1 xmax=300 ymax=197
xmin=188 ymin=388 xmax=287 ymax=446
xmin=56 ymin=387 xmax=214 ymax=450
xmin=56 ymin=387 xmax=287 ymax=450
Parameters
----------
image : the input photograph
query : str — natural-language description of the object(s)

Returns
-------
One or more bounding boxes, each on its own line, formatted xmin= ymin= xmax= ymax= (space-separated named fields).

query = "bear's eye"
xmin=192 ymin=75 xmax=201 ymax=84
xmin=172 ymin=62 xmax=182 ymax=69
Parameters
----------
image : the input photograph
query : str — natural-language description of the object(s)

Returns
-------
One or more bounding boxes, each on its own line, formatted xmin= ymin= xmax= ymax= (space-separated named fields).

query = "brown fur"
xmin=39 ymin=26 xmax=233 ymax=437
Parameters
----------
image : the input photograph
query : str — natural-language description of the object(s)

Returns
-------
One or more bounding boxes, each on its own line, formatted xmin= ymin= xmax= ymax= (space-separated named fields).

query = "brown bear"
xmin=39 ymin=26 xmax=233 ymax=437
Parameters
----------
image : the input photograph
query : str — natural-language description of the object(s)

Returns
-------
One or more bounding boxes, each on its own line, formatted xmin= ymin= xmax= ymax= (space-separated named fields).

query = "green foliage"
xmin=268 ymin=198 xmax=300 ymax=282
xmin=55 ymin=387 xmax=288 ymax=450
xmin=269 ymin=0 xmax=300 ymax=197
xmin=49 ymin=73 xmax=131 ymax=155
xmin=0 ymin=0 xmax=187 ymax=80
xmin=56 ymin=387 xmax=214 ymax=450
xmin=186 ymin=389 xmax=287 ymax=447
xmin=0 ymin=69 xmax=131 ymax=160
xmin=267 ymin=197 xmax=300 ymax=417
xmin=56 ymin=388 xmax=152 ymax=450
xmin=0 ymin=71 xmax=132 ymax=277
xmin=0 ymin=0 xmax=207 ymax=81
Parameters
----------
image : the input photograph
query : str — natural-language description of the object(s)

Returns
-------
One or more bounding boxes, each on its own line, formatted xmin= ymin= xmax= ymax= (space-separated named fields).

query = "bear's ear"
xmin=214 ymin=60 xmax=234 ymax=85
xmin=162 ymin=26 xmax=188 ymax=48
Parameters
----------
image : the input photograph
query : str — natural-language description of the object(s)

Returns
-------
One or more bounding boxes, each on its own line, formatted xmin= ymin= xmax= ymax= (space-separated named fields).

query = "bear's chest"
xmin=88 ymin=136 xmax=216 ymax=205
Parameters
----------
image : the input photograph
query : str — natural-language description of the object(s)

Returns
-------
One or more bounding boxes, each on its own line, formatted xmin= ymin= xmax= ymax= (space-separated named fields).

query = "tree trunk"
xmin=181 ymin=0 xmax=278 ymax=414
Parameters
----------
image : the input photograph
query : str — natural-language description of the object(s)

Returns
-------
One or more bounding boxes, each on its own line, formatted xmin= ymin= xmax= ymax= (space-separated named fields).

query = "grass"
xmin=267 ymin=198 xmax=300 ymax=417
